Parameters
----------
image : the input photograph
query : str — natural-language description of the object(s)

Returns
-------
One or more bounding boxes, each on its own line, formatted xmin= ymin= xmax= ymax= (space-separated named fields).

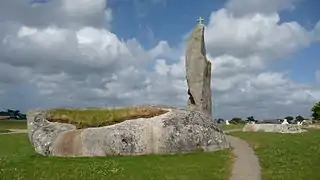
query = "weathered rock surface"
xmin=185 ymin=24 xmax=212 ymax=117
xmin=27 ymin=109 xmax=76 ymax=155
xmin=27 ymin=108 xmax=230 ymax=157
xmin=242 ymin=124 xmax=307 ymax=133
xmin=304 ymin=124 xmax=320 ymax=129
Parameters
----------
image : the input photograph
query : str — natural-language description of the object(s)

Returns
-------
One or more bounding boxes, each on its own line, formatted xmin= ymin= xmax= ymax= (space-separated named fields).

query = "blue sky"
xmin=279 ymin=0 xmax=319 ymax=29
xmin=110 ymin=0 xmax=225 ymax=48
xmin=275 ymin=42 xmax=320 ymax=84
xmin=111 ymin=0 xmax=320 ymax=45
xmin=277 ymin=0 xmax=320 ymax=83
xmin=0 ymin=0 xmax=319 ymax=119
xmin=109 ymin=0 xmax=320 ymax=83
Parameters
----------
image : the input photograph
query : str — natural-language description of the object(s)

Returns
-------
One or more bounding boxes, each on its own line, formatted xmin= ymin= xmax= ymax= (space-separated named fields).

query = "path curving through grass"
xmin=227 ymin=135 xmax=261 ymax=180
xmin=230 ymin=130 xmax=320 ymax=180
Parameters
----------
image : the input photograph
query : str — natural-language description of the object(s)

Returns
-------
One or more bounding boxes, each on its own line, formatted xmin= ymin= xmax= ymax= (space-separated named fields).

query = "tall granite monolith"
xmin=185 ymin=22 xmax=212 ymax=117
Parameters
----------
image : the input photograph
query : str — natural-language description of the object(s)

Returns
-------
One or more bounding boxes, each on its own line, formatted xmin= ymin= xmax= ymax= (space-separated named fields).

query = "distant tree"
xmin=311 ymin=102 xmax=320 ymax=121
xmin=284 ymin=116 xmax=294 ymax=123
xmin=230 ymin=117 xmax=243 ymax=124
xmin=246 ymin=116 xmax=256 ymax=123
xmin=295 ymin=115 xmax=305 ymax=122
xmin=217 ymin=118 xmax=225 ymax=124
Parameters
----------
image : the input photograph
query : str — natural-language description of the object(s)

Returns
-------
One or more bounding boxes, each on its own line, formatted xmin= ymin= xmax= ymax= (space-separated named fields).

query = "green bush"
xmin=229 ymin=117 xmax=246 ymax=124
xmin=312 ymin=101 xmax=320 ymax=121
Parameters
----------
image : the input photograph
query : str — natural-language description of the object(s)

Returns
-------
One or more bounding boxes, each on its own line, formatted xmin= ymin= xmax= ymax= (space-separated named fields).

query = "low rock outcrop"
xmin=242 ymin=124 xmax=306 ymax=133
xmin=27 ymin=108 xmax=230 ymax=157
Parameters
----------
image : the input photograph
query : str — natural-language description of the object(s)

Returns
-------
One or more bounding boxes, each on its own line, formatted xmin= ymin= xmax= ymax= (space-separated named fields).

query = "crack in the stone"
xmin=188 ymin=89 xmax=196 ymax=105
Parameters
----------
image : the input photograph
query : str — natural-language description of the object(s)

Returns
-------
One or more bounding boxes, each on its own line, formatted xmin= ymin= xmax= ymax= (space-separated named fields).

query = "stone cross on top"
xmin=197 ymin=16 xmax=204 ymax=25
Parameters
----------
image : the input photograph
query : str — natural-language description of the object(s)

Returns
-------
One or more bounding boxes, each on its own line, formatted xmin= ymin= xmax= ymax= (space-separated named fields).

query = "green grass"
xmin=0 ymin=129 xmax=10 ymax=133
xmin=0 ymin=120 xmax=27 ymax=129
xmin=0 ymin=134 xmax=232 ymax=180
xmin=46 ymin=107 xmax=168 ymax=129
xmin=230 ymin=130 xmax=320 ymax=180
xmin=220 ymin=124 xmax=245 ymax=130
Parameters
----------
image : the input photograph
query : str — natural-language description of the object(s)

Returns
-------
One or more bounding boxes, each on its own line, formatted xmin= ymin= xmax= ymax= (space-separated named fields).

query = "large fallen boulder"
xmin=27 ymin=108 xmax=230 ymax=157
xmin=242 ymin=124 xmax=306 ymax=133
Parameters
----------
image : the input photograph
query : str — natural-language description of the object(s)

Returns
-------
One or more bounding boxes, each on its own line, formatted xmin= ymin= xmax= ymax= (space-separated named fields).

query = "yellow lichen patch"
xmin=45 ymin=106 xmax=168 ymax=129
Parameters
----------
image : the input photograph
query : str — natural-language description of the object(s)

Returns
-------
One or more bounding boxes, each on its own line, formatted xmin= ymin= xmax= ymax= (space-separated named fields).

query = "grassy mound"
xmin=0 ymin=134 xmax=232 ymax=180
xmin=230 ymin=130 xmax=320 ymax=180
xmin=45 ymin=106 xmax=169 ymax=129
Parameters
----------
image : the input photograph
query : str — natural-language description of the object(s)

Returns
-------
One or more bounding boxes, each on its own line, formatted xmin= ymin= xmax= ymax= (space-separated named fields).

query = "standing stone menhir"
xmin=185 ymin=17 xmax=212 ymax=117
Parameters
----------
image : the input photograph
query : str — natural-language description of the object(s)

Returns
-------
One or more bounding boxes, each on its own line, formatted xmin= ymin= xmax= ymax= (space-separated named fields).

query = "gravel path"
xmin=223 ymin=129 xmax=243 ymax=133
xmin=227 ymin=135 xmax=261 ymax=180
xmin=0 ymin=129 xmax=28 ymax=135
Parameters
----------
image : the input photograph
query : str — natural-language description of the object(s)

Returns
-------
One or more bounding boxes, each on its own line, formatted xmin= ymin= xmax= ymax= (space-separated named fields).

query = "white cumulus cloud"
xmin=0 ymin=0 xmax=318 ymax=120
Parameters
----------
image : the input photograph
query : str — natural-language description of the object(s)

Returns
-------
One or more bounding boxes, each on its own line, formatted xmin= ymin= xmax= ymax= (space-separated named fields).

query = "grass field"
xmin=230 ymin=130 xmax=320 ymax=180
xmin=0 ymin=120 xmax=27 ymax=130
xmin=0 ymin=129 xmax=10 ymax=133
xmin=46 ymin=107 xmax=168 ymax=129
xmin=0 ymin=134 xmax=232 ymax=180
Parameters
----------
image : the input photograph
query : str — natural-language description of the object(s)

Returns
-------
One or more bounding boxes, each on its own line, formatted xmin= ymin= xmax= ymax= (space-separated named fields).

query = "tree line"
xmin=216 ymin=101 xmax=320 ymax=124
xmin=0 ymin=109 xmax=26 ymax=120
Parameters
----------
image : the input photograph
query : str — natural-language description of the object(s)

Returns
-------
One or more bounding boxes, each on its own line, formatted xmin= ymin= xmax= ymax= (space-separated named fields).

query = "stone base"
xmin=242 ymin=124 xmax=307 ymax=133
xmin=303 ymin=124 xmax=320 ymax=129
xmin=27 ymin=108 xmax=230 ymax=157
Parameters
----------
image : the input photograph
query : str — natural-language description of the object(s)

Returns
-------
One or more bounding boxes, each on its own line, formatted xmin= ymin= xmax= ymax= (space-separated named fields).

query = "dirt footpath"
xmin=227 ymin=135 xmax=261 ymax=180
xmin=0 ymin=129 xmax=28 ymax=135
